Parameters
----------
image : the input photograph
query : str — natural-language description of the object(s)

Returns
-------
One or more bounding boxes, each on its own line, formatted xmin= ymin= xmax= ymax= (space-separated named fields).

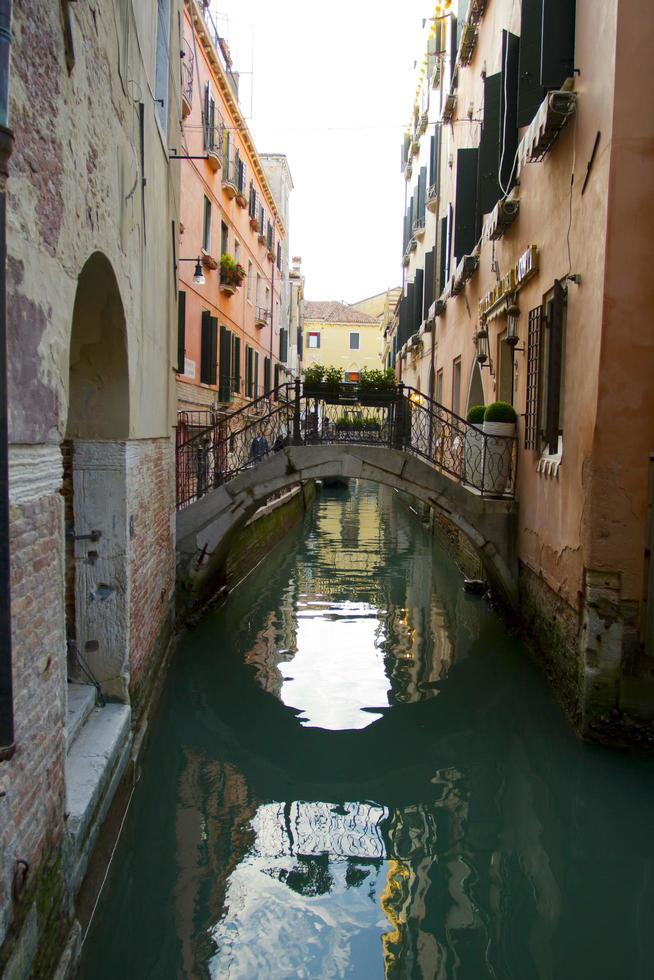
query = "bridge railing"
xmin=175 ymin=381 xmax=517 ymax=509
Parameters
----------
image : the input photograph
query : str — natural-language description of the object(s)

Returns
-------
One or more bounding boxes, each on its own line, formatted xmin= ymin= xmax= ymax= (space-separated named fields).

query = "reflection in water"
xmin=81 ymin=482 xmax=654 ymax=980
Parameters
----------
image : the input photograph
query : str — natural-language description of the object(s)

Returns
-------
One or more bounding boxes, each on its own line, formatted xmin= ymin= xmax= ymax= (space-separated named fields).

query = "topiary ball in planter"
xmin=482 ymin=402 xmax=516 ymax=494
xmin=464 ymin=405 xmax=485 ymax=485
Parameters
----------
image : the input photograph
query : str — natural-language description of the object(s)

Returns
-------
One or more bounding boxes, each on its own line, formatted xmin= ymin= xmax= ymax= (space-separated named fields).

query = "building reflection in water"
xmin=173 ymin=483 xmax=563 ymax=979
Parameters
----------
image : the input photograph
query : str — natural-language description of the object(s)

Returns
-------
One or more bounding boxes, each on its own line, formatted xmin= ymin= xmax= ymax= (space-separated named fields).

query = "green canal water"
xmin=80 ymin=482 xmax=654 ymax=980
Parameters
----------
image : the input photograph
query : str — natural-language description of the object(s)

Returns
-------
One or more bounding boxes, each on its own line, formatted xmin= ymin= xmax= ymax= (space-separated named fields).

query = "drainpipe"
xmin=269 ymin=244 xmax=274 ymax=385
xmin=0 ymin=0 xmax=14 ymax=759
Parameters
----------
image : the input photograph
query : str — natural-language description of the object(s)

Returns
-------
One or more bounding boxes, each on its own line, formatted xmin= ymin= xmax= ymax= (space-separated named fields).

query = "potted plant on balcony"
xmin=482 ymin=401 xmax=517 ymax=494
xmin=302 ymin=364 xmax=343 ymax=402
xmin=463 ymin=404 xmax=485 ymax=487
xmin=219 ymin=254 xmax=246 ymax=294
xmin=358 ymin=367 xmax=397 ymax=406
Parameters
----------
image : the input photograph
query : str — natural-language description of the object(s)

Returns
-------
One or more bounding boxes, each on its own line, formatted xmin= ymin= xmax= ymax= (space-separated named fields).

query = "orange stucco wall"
xmin=177 ymin=3 xmax=284 ymax=403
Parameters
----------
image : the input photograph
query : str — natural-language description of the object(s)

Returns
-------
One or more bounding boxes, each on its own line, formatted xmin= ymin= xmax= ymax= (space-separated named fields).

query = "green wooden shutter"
xmin=439 ymin=216 xmax=448 ymax=296
xmin=274 ymin=363 xmax=280 ymax=392
xmin=253 ymin=352 xmax=260 ymax=398
xmin=218 ymin=325 xmax=232 ymax=401
xmin=453 ymin=148 xmax=479 ymax=262
xmin=232 ymin=335 xmax=241 ymax=393
xmin=423 ymin=249 xmax=435 ymax=320
xmin=177 ymin=290 xmax=186 ymax=374
xmin=279 ymin=328 xmax=288 ymax=363
xmin=500 ymin=31 xmax=520 ymax=192
xmin=540 ymin=0 xmax=576 ymax=90
xmin=200 ymin=310 xmax=212 ymax=384
xmin=208 ymin=316 xmax=218 ymax=386
xmin=517 ymin=0 xmax=545 ymax=127
xmin=245 ymin=345 xmax=253 ymax=397
xmin=477 ymin=73 xmax=502 ymax=217
xmin=544 ymin=280 xmax=565 ymax=453
xmin=263 ymin=356 xmax=271 ymax=395
xmin=413 ymin=268 xmax=423 ymax=333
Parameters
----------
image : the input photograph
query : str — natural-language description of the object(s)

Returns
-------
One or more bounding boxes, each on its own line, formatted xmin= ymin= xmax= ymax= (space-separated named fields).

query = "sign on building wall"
xmin=478 ymin=245 xmax=539 ymax=319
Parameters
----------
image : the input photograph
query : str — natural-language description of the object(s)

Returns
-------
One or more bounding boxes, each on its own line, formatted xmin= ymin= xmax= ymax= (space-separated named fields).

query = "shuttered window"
xmin=478 ymin=74 xmax=502 ymax=218
xmin=249 ymin=182 xmax=256 ymax=218
xmin=499 ymin=31 xmax=520 ymax=192
xmin=176 ymin=290 xmax=186 ymax=374
xmin=276 ymin=242 xmax=282 ymax=270
xmin=412 ymin=268 xmax=424 ymax=332
xmin=517 ymin=0 xmax=545 ymax=127
xmin=218 ymin=325 xmax=232 ymax=401
xmin=423 ymin=249 xmax=435 ymax=320
xmin=245 ymin=345 xmax=254 ymax=398
xmin=200 ymin=311 xmax=217 ymax=386
xmin=525 ymin=304 xmax=542 ymax=450
xmin=253 ymin=351 xmax=260 ymax=399
xmin=232 ymin=335 xmax=241 ymax=394
xmin=454 ymin=149 xmax=478 ymax=263
xmin=429 ymin=126 xmax=440 ymax=187
xmin=417 ymin=167 xmax=427 ymax=221
xmin=263 ymin=356 xmax=271 ymax=395
xmin=438 ymin=216 xmax=448 ymax=296
xmin=279 ymin=328 xmax=288 ymax=363
xmin=542 ymin=280 xmax=566 ymax=453
xmin=274 ymin=363 xmax=281 ymax=393
xmin=541 ymin=0 xmax=576 ymax=90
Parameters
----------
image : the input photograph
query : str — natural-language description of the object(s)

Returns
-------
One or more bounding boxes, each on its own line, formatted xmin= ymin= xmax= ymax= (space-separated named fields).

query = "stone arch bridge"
xmin=176 ymin=385 xmax=518 ymax=607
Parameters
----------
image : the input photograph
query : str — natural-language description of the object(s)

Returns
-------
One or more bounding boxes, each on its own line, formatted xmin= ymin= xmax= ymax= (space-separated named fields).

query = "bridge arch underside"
xmin=177 ymin=444 xmax=518 ymax=608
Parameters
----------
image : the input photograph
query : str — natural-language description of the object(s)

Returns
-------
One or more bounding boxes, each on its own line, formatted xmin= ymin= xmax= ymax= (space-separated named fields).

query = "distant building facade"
xmin=288 ymin=256 xmax=305 ymax=380
xmin=387 ymin=0 xmax=654 ymax=729
xmin=176 ymin=1 xmax=290 ymax=411
xmin=303 ymin=302 xmax=383 ymax=380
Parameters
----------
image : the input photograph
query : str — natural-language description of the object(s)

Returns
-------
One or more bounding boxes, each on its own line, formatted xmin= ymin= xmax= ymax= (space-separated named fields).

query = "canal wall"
xmin=177 ymin=481 xmax=315 ymax=621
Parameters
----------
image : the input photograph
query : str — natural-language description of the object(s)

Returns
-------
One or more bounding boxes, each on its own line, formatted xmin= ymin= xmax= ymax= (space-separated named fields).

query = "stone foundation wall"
xmin=0 ymin=449 xmax=70 ymax=977
xmin=127 ymin=440 xmax=176 ymax=720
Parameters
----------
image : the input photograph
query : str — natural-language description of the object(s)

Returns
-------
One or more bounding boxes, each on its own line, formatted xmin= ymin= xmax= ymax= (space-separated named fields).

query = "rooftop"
xmin=304 ymin=301 xmax=381 ymax=325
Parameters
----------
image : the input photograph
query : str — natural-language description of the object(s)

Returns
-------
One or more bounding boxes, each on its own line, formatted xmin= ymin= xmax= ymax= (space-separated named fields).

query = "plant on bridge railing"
xmin=358 ymin=367 xmax=397 ymax=405
xmin=334 ymin=414 xmax=380 ymax=432
xmin=303 ymin=364 xmax=342 ymax=398
xmin=302 ymin=364 xmax=325 ymax=385
xmin=483 ymin=401 xmax=517 ymax=424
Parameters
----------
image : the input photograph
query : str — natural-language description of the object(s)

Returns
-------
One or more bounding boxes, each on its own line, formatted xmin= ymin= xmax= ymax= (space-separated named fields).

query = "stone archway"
xmin=63 ymin=252 xmax=131 ymax=704
xmin=177 ymin=444 xmax=518 ymax=610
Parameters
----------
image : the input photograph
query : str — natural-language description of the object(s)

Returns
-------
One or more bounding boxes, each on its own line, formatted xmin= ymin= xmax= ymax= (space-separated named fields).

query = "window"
xmin=220 ymin=221 xmax=228 ymax=257
xmin=200 ymin=311 xmax=217 ymax=386
xmin=202 ymin=196 xmax=212 ymax=253
xmin=246 ymin=261 xmax=253 ymax=302
xmin=452 ymin=357 xmax=461 ymax=416
xmin=308 ymin=332 xmax=320 ymax=349
xmin=176 ymin=291 xmax=186 ymax=374
xmin=218 ymin=325 xmax=233 ymax=402
xmin=263 ymin=356 xmax=271 ymax=395
xmin=349 ymin=332 xmax=360 ymax=350
xmin=234 ymin=239 xmax=240 ymax=264
xmin=255 ymin=273 xmax=261 ymax=308
xmin=203 ymin=83 xmax=219 ymax=151
xmin=154 ymin=0 xmax=170 ymax=133
xmin=232 ymin=335 xmax=241 ymax=394
xmin=253 ymin=351 xmax=260 ymax=398
xmin=436 ymin=369 xmax=443 ymax=404
xmin=525 ymin=280 xmax=567 ymax=454
xmin=540 ymin=281 xmax=566 ymax=454
xmin=276 ymin=242 xmax=282 ymax=271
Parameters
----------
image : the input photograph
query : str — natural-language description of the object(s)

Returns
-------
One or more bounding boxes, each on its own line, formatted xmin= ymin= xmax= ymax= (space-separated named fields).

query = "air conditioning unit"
xmin=452 ymin=254 xmax=478 ymax=293
xmin=518 ymin=90 xmax=577 ymax=166
xmin=467 ymin=0 xmax=488 ymax=26
xmin=442 ymin=91 xmax=457 ymax=124
xmin=488 ymin=198 xmax=520 ymax=240
xmin=431 ymin=59 xmax=441 ymax=89
xmin=458 ymin=23 xmax=478 ymax=66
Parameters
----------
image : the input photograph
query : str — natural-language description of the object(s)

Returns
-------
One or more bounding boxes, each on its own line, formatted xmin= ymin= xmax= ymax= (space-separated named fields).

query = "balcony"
xmin=204 ymin=120 xmax=223 ymax=173
xmin=418 ymin=111 xmax=429 ymax=136
xmin=222 ymin=158 xmax=237 ymax=198
xmin=255 ymin=307 xmax=270 ymax=328
xmin=412 ymin=216 xmax=426 ymax=239
xmin=426 ymin=182 xmax=438 ymax=212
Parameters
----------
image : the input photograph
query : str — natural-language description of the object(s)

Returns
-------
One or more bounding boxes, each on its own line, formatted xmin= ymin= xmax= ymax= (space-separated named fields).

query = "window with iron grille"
xmin=202 ymin=196 xmax=211 ymax=253
xmin=525 ymin=304 xmax=542 ymax=450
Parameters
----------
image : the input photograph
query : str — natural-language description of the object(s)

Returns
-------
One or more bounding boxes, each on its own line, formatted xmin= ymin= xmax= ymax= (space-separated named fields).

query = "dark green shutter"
xmin=544 ymin=280 xmax=565 ymax=453
xmin=429 ymin=127 xmax=441 ymax=186
xmin=541 ymin=0 xmax=576 ymax=90
xmin=424 ymin=249 xmax=435 ymax=320
xmin=176 ymin=290 xmax=186 ymax=374
xmin=477 ymin=73 xmax=502 ymax=217
xmin=279 ymin=328 xmax=288 ymax=363
xmin=232 ymin=335 xmax=241 ymax=393
xmin=418 ymin=167 xmax=427 ymax=221
xmin=263 ymin=356 xmax=271 ymax=395
xmin=274 ymin=363 xmax=280 ymax=391
xmin=218 ymin=325 xmax=232 ymax=401
xmin=517 ymin=0 xmax=545 ymax=127
xmin=413 ymin=268 xmax=423 ymax=332
xmin=439 ymin=216 xmax=448 ymax=295
xmin=453 ymin=148 xmax=479 ymax=262
xmin=245 ymin=345 xmax=253 ymax=397
xmin=203 ymin=82 xmax=210 ymax=149
xmin=200 ymin=310 xmax=217 ymax=385
xmin=500 ymin=31 xmax=520 ymax=192
xmin=450 ymin=15 xmax=457 ymax=83
xmin=254 ymin=352 xmax=259 ymax=398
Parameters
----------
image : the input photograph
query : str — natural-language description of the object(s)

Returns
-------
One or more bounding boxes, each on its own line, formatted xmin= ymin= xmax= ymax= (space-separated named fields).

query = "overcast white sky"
xmin=209 ymin=0 xmax=429 ymax=304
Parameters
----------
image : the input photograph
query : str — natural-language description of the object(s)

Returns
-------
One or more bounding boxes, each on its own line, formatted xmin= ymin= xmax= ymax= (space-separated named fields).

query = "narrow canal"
xmin=80 ymin=482 xmax=654 ymax=980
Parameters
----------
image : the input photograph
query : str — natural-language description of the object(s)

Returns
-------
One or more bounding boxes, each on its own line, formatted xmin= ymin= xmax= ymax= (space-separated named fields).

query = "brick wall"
xmin=127 ymin=439 xmax=176 ymax=717
xmin=0 ymin=492 xmax=70 ymax=973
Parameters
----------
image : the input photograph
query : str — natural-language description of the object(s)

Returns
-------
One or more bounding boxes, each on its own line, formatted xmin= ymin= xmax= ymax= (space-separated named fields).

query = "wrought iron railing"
xmin=180 ymin=37 xmax=194 ymax=109
xmin=175 ymin=382 xmax=517 ymax=509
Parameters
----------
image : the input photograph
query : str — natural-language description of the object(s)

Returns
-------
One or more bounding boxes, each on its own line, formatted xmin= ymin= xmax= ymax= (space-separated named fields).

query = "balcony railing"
xmin=180 ymin=37 xmax=194 ymax=117
xmin=255 ymin=307 xmax=270 ymax=327
xmin=412 ymin=216 xmax=426 ymax=237
xmin=222 ymin=156 xmax=238 ymax=196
